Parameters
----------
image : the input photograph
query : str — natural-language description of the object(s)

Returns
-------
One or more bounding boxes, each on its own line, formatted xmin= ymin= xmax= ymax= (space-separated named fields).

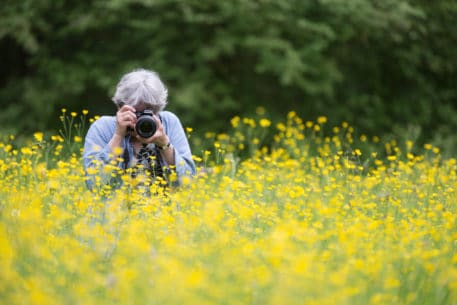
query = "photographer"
xmin=83 ymin=68 xmax=196 ymax=191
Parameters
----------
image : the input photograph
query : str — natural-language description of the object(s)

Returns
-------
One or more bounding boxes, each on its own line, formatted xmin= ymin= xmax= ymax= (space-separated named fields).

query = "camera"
xmin=134 ymin=110 xmax=157 ymax=138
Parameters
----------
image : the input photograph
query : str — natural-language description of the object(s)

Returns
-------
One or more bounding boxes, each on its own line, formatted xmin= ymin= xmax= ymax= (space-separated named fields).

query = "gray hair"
xmin=112 ymin=68 xmax=168 ymax=113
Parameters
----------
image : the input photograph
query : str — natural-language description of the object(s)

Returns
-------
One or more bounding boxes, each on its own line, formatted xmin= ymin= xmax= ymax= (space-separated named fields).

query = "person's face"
xmin=118 ymin=101 xmax=154 ymax=113
xmin=133 ymin=102 xmax=155 ymax=114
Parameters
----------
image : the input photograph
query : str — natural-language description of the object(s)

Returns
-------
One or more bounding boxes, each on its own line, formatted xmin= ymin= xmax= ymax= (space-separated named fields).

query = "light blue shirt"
xmin=82 ymin=111 xmax=196 ymax=189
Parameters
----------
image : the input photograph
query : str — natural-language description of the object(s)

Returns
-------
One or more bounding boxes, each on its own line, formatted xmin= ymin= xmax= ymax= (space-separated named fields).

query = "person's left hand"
xmin=136 ymin=114 xmax=170 ymax=147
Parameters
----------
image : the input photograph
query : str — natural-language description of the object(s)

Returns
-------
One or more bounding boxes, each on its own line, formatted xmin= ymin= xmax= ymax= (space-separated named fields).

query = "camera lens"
xmin=136 ymin=116 xmax=157 ymax=138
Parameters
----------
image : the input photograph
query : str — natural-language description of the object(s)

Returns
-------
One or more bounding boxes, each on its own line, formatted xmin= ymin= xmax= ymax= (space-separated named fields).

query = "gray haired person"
xmin=83 ymin=68 xmax=196 ymax=191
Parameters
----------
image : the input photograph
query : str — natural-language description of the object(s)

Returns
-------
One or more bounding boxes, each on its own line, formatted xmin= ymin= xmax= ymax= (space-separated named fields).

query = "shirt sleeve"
xmin=162 ymin=112 xmax=196 ymax=184
xmin=82 ymin=116 xmax=122 ymax=189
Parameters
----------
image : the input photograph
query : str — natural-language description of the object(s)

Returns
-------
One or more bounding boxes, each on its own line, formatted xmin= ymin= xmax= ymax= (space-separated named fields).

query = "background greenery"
xmin=1 ymin=0 xmax=456 ymax=154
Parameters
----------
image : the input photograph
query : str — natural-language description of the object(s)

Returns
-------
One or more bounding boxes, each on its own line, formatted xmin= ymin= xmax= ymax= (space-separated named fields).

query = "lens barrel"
xmin=135 ymin=111 xmax=157 ymax=138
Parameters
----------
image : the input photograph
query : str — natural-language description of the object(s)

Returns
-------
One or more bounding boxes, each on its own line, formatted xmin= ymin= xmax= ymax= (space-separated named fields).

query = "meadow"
xmin=1 ymin=110 xmax=456 ymax=305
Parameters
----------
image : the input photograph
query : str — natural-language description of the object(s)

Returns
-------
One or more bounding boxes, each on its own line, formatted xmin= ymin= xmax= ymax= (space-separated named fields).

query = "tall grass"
xmin=0 ymin=110 xmax=456 ymax=305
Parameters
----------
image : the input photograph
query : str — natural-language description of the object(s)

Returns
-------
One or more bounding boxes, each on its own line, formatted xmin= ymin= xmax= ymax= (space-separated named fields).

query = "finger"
xmin=119 ymin=104 xmax=136 ymax=113
xmin=119 ymin=110 xmax=136 ymax=122
xmin=152 ymin=115 xmax=164 ymax=130
xmin=118 ymin=115 xmax=135 ymax=131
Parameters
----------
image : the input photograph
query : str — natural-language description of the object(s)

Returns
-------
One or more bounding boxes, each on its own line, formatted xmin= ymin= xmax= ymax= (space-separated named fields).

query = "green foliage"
xmin=1 ymin=0 xmax=456 ymax=153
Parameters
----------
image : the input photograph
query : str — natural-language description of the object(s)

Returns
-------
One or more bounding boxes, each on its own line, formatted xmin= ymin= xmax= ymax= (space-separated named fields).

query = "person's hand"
xmin=136 ymin=114 xmax=170 ymax=147
xmin=115 ymin=104 xmax=136 ymax=137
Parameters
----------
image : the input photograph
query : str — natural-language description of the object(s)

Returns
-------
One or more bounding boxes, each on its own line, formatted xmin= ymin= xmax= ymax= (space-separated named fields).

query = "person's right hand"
xmin=115 ymin=104 xmax=137 ymax=137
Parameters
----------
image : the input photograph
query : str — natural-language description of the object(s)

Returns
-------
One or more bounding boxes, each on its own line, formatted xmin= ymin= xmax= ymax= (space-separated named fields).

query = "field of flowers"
xmin=1 ymin=110 xmax=456 ymax=305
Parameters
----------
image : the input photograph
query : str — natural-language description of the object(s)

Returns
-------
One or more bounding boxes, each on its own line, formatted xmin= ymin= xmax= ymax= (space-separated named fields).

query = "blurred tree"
xmin=0 ymin=0 xmax=456 ymax=152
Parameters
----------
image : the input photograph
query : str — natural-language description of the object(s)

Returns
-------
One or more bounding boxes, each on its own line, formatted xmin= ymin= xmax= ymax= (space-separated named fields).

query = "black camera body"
xmin=134 ymin=110 xmax=157 ymax=138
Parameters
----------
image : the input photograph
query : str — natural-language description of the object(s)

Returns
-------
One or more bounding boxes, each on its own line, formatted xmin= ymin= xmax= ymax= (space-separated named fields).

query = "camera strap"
xmin=132 ymin=144 xmax=165 ymax=179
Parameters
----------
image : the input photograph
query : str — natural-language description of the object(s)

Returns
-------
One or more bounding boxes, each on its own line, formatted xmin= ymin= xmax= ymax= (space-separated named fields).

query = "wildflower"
xmin=231 ymin=116 xmax=240 ymax=128
xmin=205 ymin=132 xmax=215 ymax=139
xmin=317 ymin=116 xmax=327 ymax=124
xmin=192 ymin=155 xmax=202 ymax=162
xmin=243 ymin=117 xmax=256 ymax=128
xmin=33 ymin=132 xmax=44 ymax=142
xmin=259 ymin=118 xmax=271 ymax=128
xmin=256 ymin=106 xmax=266 ymax=115
xmin=287 ymin=111 xmax=297 ymax=119
xmin=387 ymin=155 xmax=396 ymax=161
xmin=406 ymin=140 xmax=414 ymax=151
xmin=21 ymin=147 xmax=33 ymax=155
xmin=276 ymin=123 xmax=286 ymax=132
xmin=1 ymin=111 xmax=456 ymax=305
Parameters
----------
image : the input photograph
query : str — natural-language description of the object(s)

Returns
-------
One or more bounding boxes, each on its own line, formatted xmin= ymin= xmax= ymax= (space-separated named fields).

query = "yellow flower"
xmin=406 ymin=140 xmax=414 ymax=151
xmin=276 ymin=123 xmax=286 ymax=132
xmin=1 ymin=112 xmax=456 ymax=305
xmin=387 ymin=155 xmax=396 ymax=161
xmin=192 ymin=155 xmax=202 ymax=162
xmin=230 ymin=116 xmax=240 ymax=128
xmin=205 ymin=132 xmax=215 ymax=139
xmin=256 ymin=106 xmax=266 ymax=115
xmin=259 ymin=118 xmax=271 ymax=128
xmin=317 ymin=116 xmax=327 ymax=124
xmin=33 ymin=132 xmax=44 ymax=142
xmin=21 ymin=147 xmax=33 ymax=155
xmin=287 ymin=111 xmax=297 ymax=119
